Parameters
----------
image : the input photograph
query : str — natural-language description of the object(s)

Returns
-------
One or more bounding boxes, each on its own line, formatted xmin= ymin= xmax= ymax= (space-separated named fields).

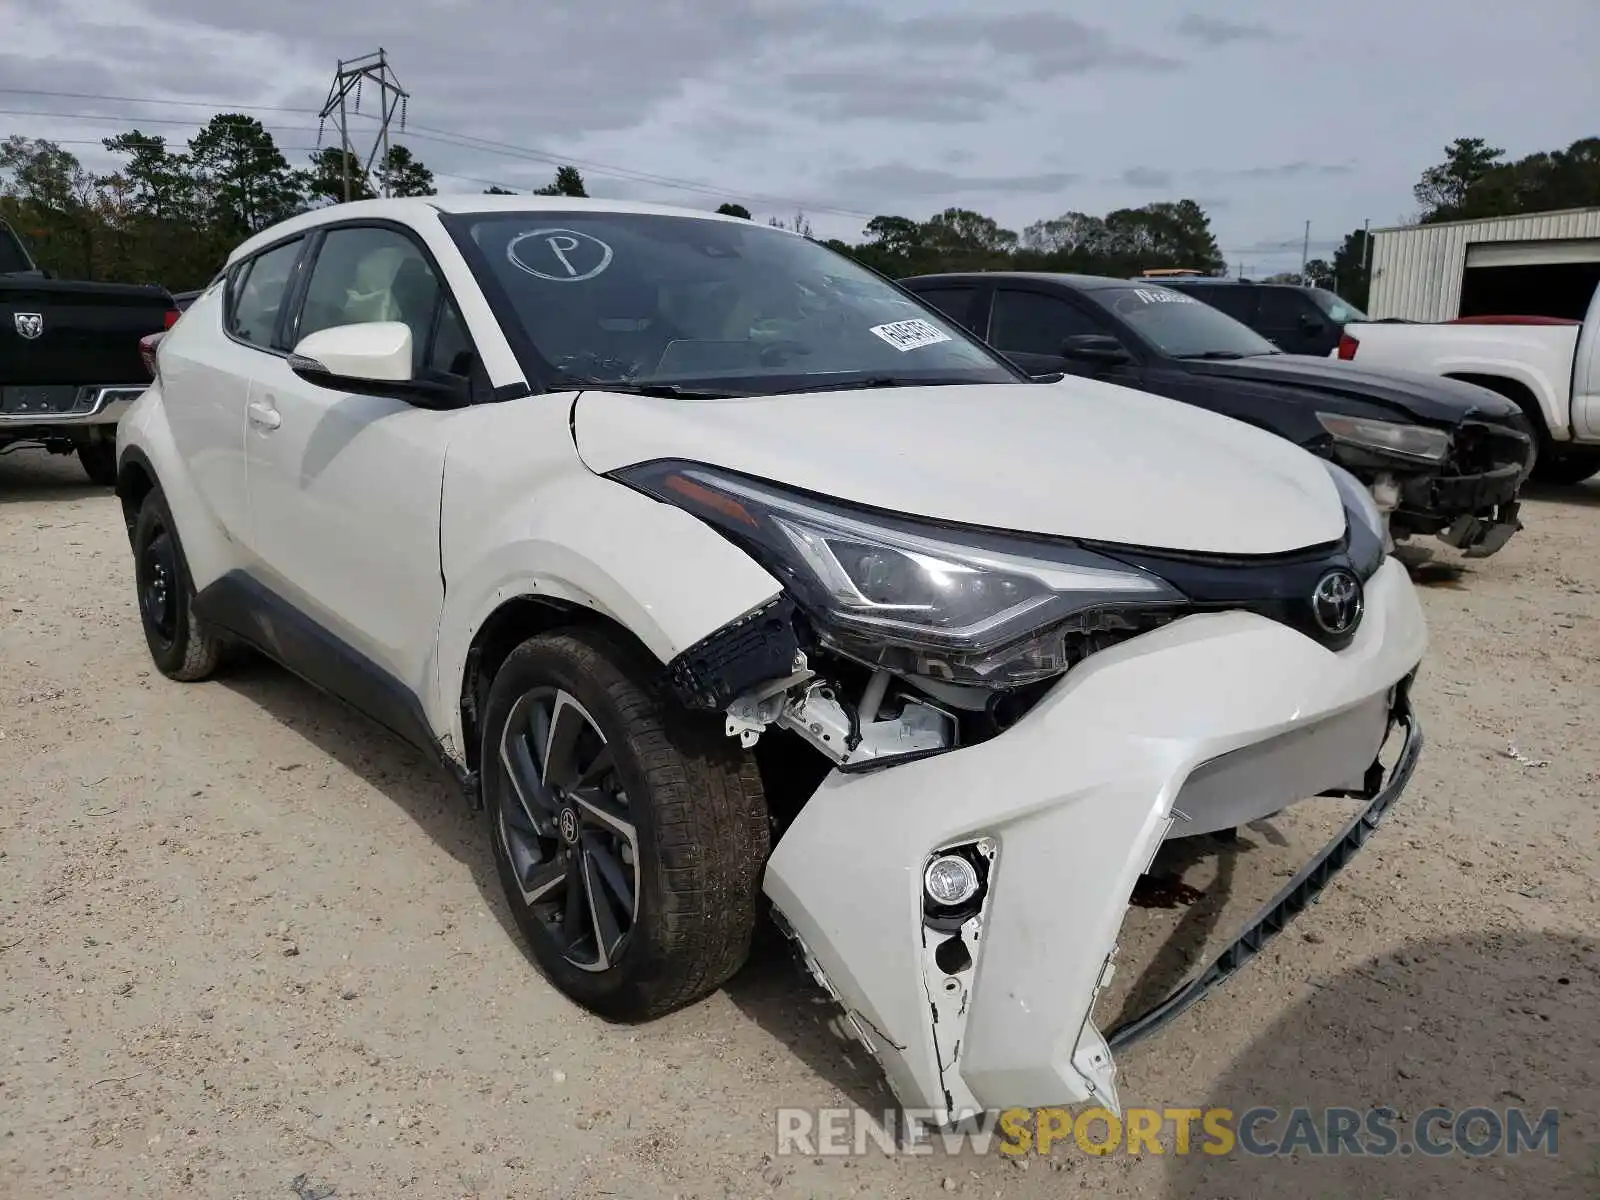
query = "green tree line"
xmin=2 ymin=113 xmax=1595 ymax=308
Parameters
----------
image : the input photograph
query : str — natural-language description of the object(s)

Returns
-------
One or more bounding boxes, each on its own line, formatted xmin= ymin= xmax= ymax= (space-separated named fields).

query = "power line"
xmin=0 ymin=87 xmax=872 ymax=218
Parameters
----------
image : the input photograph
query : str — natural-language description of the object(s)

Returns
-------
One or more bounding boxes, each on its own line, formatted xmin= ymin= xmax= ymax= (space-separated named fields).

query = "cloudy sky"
xmin=4 ymin=0 xmax=1597 ymax=274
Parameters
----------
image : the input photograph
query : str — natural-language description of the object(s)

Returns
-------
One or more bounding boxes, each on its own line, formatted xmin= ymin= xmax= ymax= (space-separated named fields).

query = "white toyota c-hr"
xmin=116 ymin=196 xmax=1427 ymax=1122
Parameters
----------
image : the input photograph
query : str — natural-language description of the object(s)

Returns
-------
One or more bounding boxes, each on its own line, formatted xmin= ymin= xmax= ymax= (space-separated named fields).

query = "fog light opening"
xmin=934 ymin=934 xmax=973 ymax=976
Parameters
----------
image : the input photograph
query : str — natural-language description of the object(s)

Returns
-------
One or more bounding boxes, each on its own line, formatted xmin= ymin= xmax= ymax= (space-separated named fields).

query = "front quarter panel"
xmin=432 ymin=392 xmax=783 ymax=749
xmin=1139 ymin=367 xmax=1332 ymax=448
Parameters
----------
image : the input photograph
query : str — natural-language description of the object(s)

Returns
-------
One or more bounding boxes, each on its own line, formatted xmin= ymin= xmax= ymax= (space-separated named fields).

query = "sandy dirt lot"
xmin=2 ymin=445 xmax=1596 ymax=1199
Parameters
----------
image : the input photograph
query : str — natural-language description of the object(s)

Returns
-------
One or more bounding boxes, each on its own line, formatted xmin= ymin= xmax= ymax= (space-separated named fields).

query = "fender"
xmin=1431 ymin=355 xmax=1569 ymax=440
xmin=429 ymin=397 xmax=783 ymax=752
xmin=115 ymin=387 xmax=238 ymax=590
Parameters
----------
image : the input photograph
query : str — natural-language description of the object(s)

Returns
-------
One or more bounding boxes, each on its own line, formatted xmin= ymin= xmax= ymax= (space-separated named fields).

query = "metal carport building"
xmin=1367 ymin=206 xmax=1600 ymax=322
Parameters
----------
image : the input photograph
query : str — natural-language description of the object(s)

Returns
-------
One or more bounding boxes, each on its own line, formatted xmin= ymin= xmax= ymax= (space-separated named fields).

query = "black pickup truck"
xmin=1 ymin=218 xmax=177 ymax=484
xmin=901 ymin=270 xmax=1536 ymax=559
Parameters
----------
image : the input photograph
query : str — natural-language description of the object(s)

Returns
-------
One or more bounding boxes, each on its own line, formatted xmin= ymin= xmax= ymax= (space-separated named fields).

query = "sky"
xmin=2 ymin=0 xmax=1597 ymax=276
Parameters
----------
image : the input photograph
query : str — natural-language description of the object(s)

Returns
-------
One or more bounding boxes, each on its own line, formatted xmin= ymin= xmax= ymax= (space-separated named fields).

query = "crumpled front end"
xmin=1387 ymin=415 xmax=1535 ymax=558
xmin=763 ymin=556 xmax=1427 ymax=1122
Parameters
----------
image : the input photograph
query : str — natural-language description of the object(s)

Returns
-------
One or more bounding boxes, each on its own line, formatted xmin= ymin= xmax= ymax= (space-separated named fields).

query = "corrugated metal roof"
xmin=1368 ymin=207 xmax=1600 ymax=320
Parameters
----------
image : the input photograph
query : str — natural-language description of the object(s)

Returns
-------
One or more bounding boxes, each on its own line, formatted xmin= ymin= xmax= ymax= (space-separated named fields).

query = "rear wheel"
xmin=480 ymin=627 xmax=768 ymax=1020
xmin=78 ymin=440 xmax=116 ymax=486
xmin=132 ymin=488 xmax=222 ymax=681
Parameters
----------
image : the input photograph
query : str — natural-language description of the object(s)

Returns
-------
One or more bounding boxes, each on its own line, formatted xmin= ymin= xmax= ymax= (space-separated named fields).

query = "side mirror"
xmin=1060 ymin=333 xmax=1131 ymax=364
xmin=289 ymin=321 xmax=467 ymax=410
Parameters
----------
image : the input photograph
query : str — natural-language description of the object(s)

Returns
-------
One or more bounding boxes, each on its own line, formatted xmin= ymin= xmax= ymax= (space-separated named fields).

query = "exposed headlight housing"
xmin=613 ymin=460 xmax=1184 ymax=688
xmin=1316 ymin=412 xmax=1450 ymax=464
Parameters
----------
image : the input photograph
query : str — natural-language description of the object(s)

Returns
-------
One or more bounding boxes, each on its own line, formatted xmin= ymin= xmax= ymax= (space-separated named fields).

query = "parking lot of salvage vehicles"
xmin=0 ymin=200 xmax=1593 ymax=1200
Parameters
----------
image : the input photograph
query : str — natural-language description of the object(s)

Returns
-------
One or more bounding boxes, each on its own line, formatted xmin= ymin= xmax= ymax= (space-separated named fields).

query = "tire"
xmin=78 ymin=440 xmax=117 ymax=486
xmin=480 ymin=626 xmax=769 ymax=1021
xmin=132 ymin=487 xmax=222 ymax=681
xmin=1531 ymin=448 xmax=1600 ymax=487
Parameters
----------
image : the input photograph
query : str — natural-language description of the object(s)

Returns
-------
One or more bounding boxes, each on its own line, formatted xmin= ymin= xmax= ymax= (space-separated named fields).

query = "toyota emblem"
xmin=1311 ymin=568 xmax=1363 ymax=636
xmin=13 ymin=312 xmax=43 ymax=340
xmin=558 ymin=807 xmax=580 ymax=844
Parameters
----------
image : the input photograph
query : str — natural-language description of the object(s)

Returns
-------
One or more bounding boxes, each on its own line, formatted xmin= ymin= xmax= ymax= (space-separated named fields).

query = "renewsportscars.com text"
xmin=775 ymin=1105 xmax=1561 ymax=1159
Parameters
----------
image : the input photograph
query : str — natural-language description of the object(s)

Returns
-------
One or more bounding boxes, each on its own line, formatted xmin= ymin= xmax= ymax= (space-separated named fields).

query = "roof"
xmin=1372 ymin=204 xmax=1600 ymax=235
xmin=227 ymin=195 xmax=781 ymax=264
xmin=1154 ymin=276 xmax=1311 ymax=289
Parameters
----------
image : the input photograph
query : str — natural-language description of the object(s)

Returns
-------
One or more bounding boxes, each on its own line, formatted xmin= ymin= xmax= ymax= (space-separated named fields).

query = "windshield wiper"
xmin=560 ymin=378 xmax=748 ymax=399
xmin=1174 ymin=350 xmax=1251 ymax=360
xmin=776 ymin=376 xmax=974 ymax=395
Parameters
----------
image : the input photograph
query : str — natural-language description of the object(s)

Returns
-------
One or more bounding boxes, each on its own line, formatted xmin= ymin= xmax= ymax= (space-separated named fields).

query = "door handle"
xmin=248 ymin=399 xmax=281 ymax=430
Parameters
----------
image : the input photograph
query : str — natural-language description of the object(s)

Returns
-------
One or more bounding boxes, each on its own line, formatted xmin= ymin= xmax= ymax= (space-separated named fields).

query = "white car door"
xmin=161 ymin=236 xmax=308 ymax=557
xmin=243 ymin=221 xmax=478 ymax=712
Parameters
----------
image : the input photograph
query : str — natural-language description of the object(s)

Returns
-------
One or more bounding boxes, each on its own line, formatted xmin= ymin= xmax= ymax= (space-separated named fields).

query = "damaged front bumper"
xmin=762 ymin=555 xmax=1427 ymax=1123
xmin=1382 ymin=420 xmax=1534 ymax=558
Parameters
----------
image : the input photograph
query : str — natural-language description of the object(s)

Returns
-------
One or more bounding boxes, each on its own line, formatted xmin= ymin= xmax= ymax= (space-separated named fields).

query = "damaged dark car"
xmin=902 ymin=271 xmax=1536 ymax=558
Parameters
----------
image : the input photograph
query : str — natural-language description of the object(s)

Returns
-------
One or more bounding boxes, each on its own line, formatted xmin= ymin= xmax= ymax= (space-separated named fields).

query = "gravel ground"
xmin=2 ymin=446 xmax=1597 ymax=1199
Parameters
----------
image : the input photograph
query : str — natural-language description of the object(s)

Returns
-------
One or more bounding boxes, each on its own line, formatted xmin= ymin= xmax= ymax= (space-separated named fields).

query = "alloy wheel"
xmin=496 ymin=687 xmax=640 ymax=972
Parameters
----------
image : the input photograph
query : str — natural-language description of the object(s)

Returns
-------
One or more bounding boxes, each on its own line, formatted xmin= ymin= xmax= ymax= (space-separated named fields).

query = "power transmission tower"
xmin=317 ymin=49 xmax=410 ymax=202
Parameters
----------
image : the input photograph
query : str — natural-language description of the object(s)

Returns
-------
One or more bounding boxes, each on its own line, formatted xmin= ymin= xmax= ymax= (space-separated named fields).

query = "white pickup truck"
xmin=1336 ymin=284 xmax=1600 ymax=484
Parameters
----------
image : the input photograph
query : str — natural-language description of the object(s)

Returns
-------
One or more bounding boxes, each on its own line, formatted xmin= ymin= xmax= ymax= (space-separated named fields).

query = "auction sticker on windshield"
xmin=870 ymin=318 xmax=954 ymax=352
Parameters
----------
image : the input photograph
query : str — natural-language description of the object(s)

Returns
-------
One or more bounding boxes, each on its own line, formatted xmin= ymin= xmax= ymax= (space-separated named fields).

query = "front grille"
xmin=1088 ymin=538 xmax=1367 ymax=652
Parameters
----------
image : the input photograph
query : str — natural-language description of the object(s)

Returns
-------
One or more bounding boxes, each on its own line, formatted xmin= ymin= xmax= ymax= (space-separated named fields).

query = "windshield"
xmin=1087 ymin=285 xmax=1282 ymax=359
xmin=455 ymin=211 xmax=1020 ymax=393
xmin=1307 ymin=288 xmax=1368 ymax=323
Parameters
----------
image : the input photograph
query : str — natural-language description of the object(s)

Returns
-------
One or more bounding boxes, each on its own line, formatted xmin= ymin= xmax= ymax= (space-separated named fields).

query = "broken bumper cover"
xmin=1394 ymin=422 xmax=1531 ymax=556
xmin=763 ymin=555 xmax=1427 ymax=1122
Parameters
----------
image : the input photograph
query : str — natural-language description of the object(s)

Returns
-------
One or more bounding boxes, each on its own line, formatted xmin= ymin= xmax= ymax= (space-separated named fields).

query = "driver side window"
xmin=989 ymin=288 xmax=1111 ymax=355
xmin=295 ymin=226 xmax=444 ymax=373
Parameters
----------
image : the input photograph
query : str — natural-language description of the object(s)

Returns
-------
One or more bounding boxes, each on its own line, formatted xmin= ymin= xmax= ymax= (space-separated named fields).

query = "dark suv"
xmin=1146 ymin=277 xmax=1366 ymax=358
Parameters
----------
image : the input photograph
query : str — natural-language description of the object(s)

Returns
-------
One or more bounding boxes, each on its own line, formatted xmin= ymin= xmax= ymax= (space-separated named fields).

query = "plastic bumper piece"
xmin=763 ymin=556 xmax=1427 ymax=1122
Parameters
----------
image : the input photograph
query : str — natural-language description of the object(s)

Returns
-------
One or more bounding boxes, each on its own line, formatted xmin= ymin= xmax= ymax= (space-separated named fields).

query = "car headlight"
xmin=1316 ymin=412 xmax=1449 ymax=463
xmin=613 ymin=460 xmax=1184 ymax=688
xmin=1323 ymin=459 xmax=1389 ymax=573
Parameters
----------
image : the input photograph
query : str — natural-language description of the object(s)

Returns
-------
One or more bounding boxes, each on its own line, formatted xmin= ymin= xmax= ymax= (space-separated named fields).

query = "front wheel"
xmin=480 ymin=627 xmax=769 ymax=1021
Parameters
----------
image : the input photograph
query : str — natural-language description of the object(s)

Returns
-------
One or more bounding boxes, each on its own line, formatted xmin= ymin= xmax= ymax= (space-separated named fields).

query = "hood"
xmin=573 ymin=378 xmax=1346 ymax=555
xmin=1182 ymin=354 xmax=1523 ymax=426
